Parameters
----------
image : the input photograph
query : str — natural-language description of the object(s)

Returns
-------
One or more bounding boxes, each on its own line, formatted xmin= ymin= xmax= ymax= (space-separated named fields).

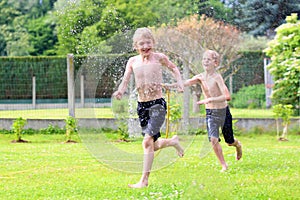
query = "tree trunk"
xmin=192 ymin=90 xmax=201 ymax=113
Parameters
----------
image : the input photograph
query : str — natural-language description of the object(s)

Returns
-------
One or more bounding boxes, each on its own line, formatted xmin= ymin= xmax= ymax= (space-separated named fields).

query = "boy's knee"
xmin=210 ymin=137 xmax=219 ymax=145
xmin=228 ymin=139 xmax=239 ymax=146
xmin=143 ymin=135 xmax=154 ymax=148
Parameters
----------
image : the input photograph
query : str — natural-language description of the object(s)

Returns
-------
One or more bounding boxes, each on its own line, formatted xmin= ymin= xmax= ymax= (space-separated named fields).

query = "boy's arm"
xmin=160 ymin=54 xmax=184 ymax=92
xmin=184 ymin=75 xmax=201 ymax=87
xmin=223 ymin=85 xmax=231 ymax=101
xmin=112 ymin=58 xmax=133 ymax=100
xmin=215 ymin=75 xmax=231 ymax=101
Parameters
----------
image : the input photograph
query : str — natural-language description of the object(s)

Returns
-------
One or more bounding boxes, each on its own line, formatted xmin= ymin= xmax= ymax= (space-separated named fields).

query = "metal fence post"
xmin=80 ymin=74 xmax=84 ymax=108
xmin=32 ymin=75 xmax=36 ymax=109
xmin=67 ymin=54 xmax=75 ymax=117
xmin=183 ymin=61 xmax=190 ymax=133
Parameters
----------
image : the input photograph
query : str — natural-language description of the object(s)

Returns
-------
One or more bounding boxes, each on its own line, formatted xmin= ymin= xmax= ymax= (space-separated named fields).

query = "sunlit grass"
xmin=231 ymin=108 xmax=275 ymax=118
xmin=0 ymin=108 xmax=115 ymax=119
xmin=0 ymin=133 xmax=299 ymax=199
xmin=0 ymin=106 xmax=298 ymax=119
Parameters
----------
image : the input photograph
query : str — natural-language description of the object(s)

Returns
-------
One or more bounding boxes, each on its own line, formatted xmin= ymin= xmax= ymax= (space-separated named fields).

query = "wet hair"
xmin=204 ymin=50 xmax=220 ymax=66
xmin=132 ymin=27 xmax=155 ymax=49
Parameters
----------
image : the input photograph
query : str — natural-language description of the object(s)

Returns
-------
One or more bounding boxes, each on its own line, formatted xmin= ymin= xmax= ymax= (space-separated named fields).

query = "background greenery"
xmin=0 ymin=51 xmax=265 ymax=100
xmin=0 ymin=0 xmax=299 ymax=56
xmin=0 ymin=0 xmax=299 ymax=114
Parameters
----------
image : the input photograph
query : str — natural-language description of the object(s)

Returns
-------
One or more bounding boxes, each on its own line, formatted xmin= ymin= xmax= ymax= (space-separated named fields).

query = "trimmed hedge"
xmin=0 ymin=54 xmax=131 ymax=100
xmin=229 ymin=51 xmax=265 ymax=93
xmin=0 ymin=51 xmax=264 ymax=100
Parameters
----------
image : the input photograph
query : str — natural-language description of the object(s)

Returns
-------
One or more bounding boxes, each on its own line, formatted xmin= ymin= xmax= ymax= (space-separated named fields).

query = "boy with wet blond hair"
xmin=184 ymin=49 xmax=242 ymax=172
xmin=113 ymin=27 xmax=184 ymax=188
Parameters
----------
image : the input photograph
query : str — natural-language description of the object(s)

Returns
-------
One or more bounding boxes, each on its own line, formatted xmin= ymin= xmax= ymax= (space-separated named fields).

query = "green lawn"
xmin=0 ymin=108 xmax=115 ymax=119
xmin=0 ymin=108 xmax=277 ymax=119
xmin=0 ymin=133 xmax=299 ymax=199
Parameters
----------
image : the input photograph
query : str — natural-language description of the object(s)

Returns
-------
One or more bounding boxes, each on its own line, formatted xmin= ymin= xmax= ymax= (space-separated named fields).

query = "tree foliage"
xmin=196 ymin=0 xmax=234 ymax=23
xmin=54 ymin=0 xmax=159 ymax=55
xmin=1 ymin=0 xmax=299 ymax=56
xmin=0 ymin=0 xmax=57 ymax=56
xmin=236 ymin=0 xmax=300 ymax=36
xmin=154 ymin=14 xmax=242 ymax=79
xmin=264 ymin=13 xmax=300 ymax=114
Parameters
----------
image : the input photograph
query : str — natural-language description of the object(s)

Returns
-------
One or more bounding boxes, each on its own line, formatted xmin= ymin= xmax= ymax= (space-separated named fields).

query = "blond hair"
xmin=204 ymin=50 xmax=220 ymax=66
xmin=132 ymin=27 xmax=155 ymax=49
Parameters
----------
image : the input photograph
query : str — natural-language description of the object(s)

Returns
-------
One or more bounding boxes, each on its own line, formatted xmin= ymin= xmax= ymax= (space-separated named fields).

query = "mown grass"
xmin=0 ymin=108 xmax=114 ymax=119
xmin=0 ymin=133 xmax=299 ymax=199
xmin=0 ymin=107 xmax=278 ymax=119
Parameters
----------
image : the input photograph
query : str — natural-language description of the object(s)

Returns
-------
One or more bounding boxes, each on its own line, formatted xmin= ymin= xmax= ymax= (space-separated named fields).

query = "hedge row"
xmin=0 ymin=51 xmax=264 ymax=100
xmin=0 ymin=54 xmax=130 ymax=99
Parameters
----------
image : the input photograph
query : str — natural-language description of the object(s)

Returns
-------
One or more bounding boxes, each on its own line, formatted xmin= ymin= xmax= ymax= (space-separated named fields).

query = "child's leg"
xmin=228 ymin=139 xmax=242 ymax=160
xmin=222 ymin=107 xmax=242 ymax=160
xmin=128 ymin=135 xmax=154 ymax=188
xmin=211 ymin=137 xmax=228 ymax=172
xmin=154 ymin=135 xmax=184 ymax=157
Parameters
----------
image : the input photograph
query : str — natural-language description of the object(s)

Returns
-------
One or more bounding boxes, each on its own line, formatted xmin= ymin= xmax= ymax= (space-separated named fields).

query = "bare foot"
xmin=235 ymin=141 xmax=242 ymax=160
xmin=229 ymin=140 xmax=242 ymax=160
xmin=172 ymin=135 xmax=184 ymax=157
xmin=221 ymin=164 xmax=228 ymax=172
xmin=128 ymin=181 xmax=148 ymax=188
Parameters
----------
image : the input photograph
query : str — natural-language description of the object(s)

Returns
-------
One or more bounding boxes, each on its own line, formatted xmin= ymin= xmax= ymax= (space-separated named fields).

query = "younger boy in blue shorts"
xmin=184 ymin=49 xmax=242 ymax=172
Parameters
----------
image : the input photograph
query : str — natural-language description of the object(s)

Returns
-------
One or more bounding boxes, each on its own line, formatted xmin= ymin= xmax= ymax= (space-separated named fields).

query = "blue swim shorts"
xmin=206 ymin=106 xmax=235 ymax=144
xmin=137 ymin=98 xmax=167 ymax=142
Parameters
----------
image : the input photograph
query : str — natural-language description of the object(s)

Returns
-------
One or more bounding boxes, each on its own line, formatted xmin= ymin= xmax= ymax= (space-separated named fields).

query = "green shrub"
xmin=232 ymin=84 xmax=266 ymax=109
xmin=65 ymin=116 xmax=77 ymax=142
xmin=12 ymin=117 xmax=27 ymax=141
xmin=40 ymin=124 xmax=65 ymax=135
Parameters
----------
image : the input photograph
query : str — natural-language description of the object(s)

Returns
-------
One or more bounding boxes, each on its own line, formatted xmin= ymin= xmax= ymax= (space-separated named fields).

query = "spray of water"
xmin=71 ymin=25 xmax=212 ymax=173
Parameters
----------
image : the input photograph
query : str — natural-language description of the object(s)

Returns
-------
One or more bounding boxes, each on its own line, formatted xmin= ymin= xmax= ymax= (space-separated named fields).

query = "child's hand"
xmin=197 ymin=98 xmax=211 ymax=105
xmin=162 ymin=83 xmax=178 ymax=90
xmin=177 ymin=83 xmax=184 ymax=92
xmin=112 ymin=91 xmax=122 ymax=100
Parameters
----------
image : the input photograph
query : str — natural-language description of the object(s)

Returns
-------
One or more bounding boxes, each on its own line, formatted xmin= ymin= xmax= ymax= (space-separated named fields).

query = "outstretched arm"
xmin=160 ymin=54 xmax=184 ymax=92
xmin=112 ymin=58 xmax=133 ymax=100
xmin=184 ymin=74 xmax=202 ymax=87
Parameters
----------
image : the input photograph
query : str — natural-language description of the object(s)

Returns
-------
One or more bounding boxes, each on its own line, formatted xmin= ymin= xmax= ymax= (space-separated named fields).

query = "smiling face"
xmin=202 ymin=50 xmax=219 ymax=72
xmin=132 ymin=28 xmax=155 ymax=58
xmin=135 ymin=37 xmax=154 ymax=57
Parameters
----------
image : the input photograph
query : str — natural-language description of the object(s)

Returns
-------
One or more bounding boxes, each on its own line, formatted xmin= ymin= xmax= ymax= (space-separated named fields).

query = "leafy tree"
xmin=239 ymin=33 xmax=270 ymax=51
xmin=0 ymin=0 xmax=21 ymax=25
xmin=273 ymin=104 xmax=294 ymax=140
xmin=264 ymin=13 xmax=300 ymax=114
xmin=0 ymin=0 xmax=57 ymax=56
xmin=4 ymin=16 xmax=34 ymax=56
xmin=0 ymin=33 xmax=7 ymax=56
xmin=236 ymin=0 xmax=300 ymax=36
xmin=153 ymin=14 xmax=242 ymax=112
xmin=54 ymin=0 xmax=98 ymax=55
xmin=154 ymin=14 xmax=242 ymax=78
xmin=26 ymin=16 xmax=58 ymax=55
xmin=196 ymin=0 xmax=234 ymax=23
xmin=54 ymin=0 xmax=159 ymax=55
xmin=148 ymin=0 xmax=198 ymax=25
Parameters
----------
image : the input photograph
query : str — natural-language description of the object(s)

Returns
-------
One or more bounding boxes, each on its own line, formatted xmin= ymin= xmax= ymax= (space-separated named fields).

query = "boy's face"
xmin=202 ymin=52 xmax=217 ymax=71
xmin=135 ymin=37 xmax=154 ymax=57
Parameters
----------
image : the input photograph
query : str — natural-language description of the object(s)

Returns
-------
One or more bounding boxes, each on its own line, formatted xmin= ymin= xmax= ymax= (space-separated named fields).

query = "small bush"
xmin=40 ymin=124 xmax=65 ymax=135
xmin=12 ymin=117 xmax=27 ymax=142
xmin=232 ymin=84 xmax=266 ymax=109
xmin=65 ymin=116 xmax=78 ymax=142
